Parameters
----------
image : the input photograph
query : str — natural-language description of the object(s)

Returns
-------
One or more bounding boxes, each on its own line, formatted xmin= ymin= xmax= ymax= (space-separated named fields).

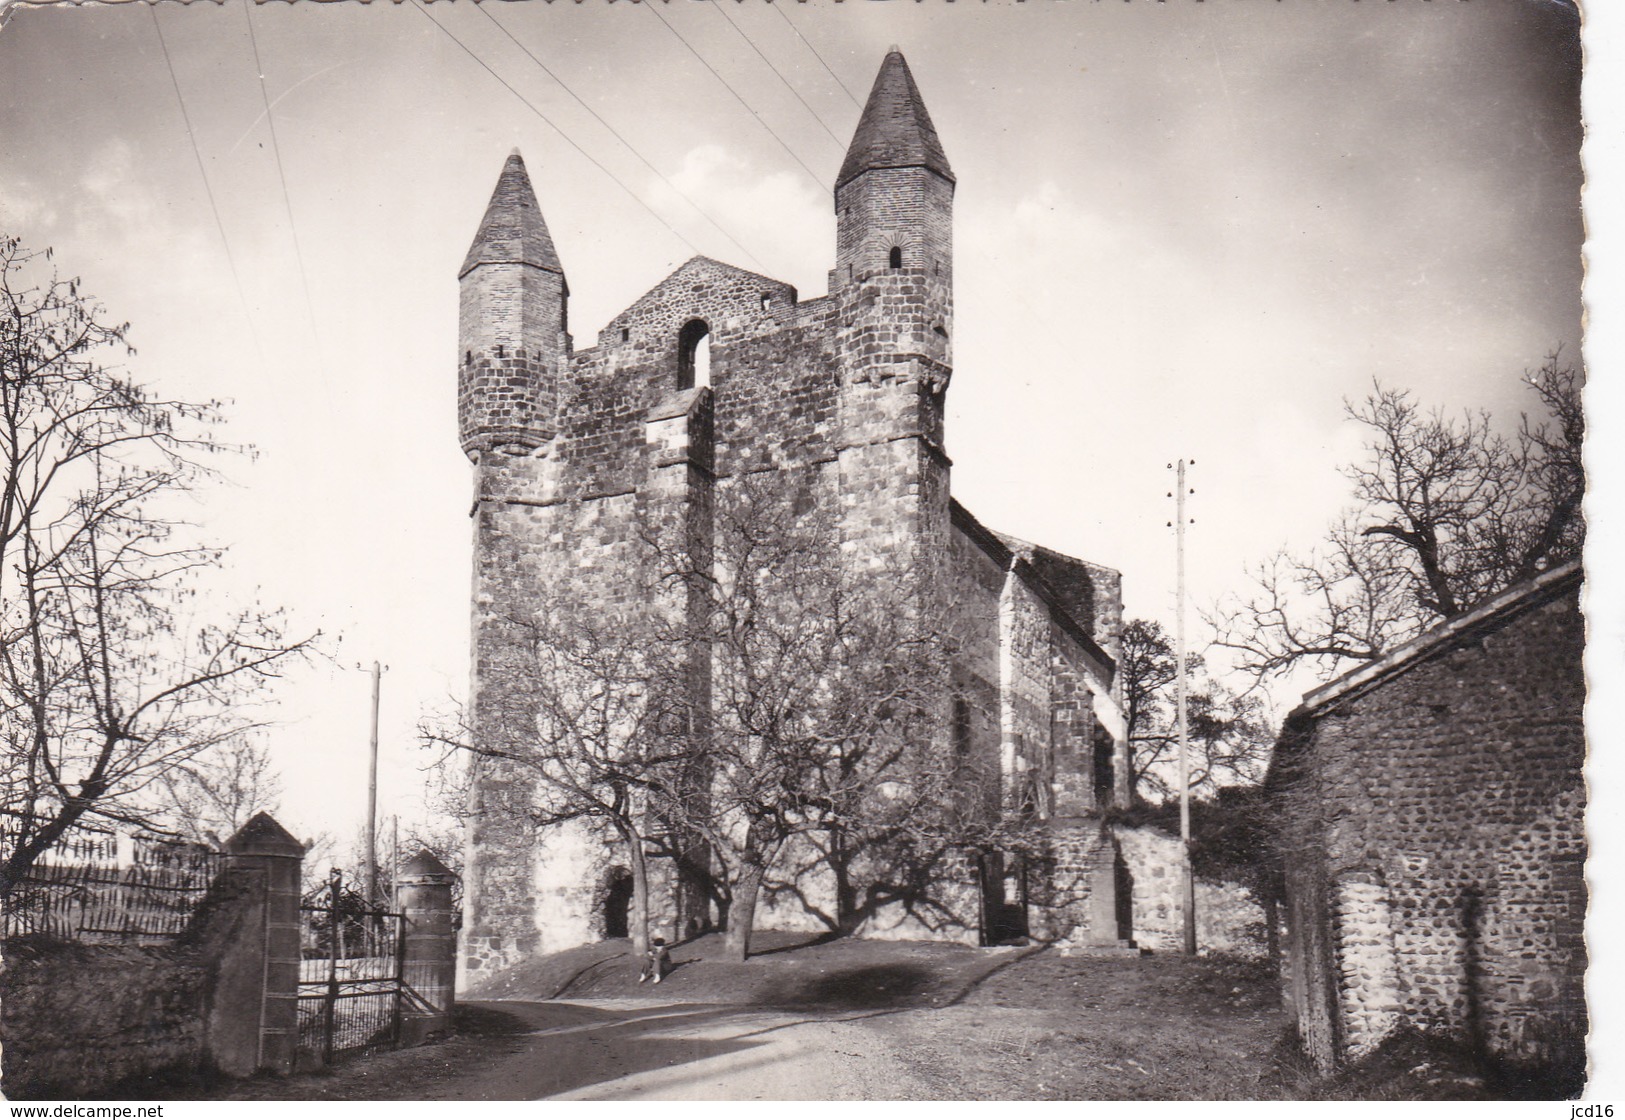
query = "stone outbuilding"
xmin=1268 ymin=560 xmax=1585 ymax=1086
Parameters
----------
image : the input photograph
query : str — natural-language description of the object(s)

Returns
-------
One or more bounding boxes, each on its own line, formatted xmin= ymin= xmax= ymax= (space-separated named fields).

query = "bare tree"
xmin=656 ymin=473 xmax=976 ymax=961
xmin=449 ymin=453 xmax=1108 ymax=961
xmin=1213 ymin=359 xmax=1583 ymax=684
xmin=0 ymin=234 xmax=316 ymax=897
xmin=152 ymin=734 xmax=283 ymax=846
xmin=441 ymin=469 xmax=974 ymax=962
xmin=1118 ymin=618 xmax=1273 ymax=802
xmin=422 ymin=596 xmax=692 ymax=957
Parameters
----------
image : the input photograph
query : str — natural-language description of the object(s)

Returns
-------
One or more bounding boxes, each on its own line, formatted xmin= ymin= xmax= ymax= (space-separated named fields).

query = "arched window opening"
xmin=677 ymin=318 xmax=711 ymax=390
xmin=889 ymin=245 xmax=903 ymax=269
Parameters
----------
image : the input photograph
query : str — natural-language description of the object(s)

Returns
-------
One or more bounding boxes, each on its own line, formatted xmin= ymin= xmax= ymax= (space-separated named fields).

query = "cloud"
xmin=650 ymin=142 xmax=832 ymax=291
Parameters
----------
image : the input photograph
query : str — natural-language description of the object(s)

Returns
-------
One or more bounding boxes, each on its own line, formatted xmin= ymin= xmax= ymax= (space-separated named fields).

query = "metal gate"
xmin=297 ymin=870 xmax=405 ymax=1067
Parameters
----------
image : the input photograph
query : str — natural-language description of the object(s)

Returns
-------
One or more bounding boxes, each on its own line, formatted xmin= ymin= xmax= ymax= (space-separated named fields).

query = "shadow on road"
xmin=452 ymin=1001 xmax=774 ymax=1099
xmin=775 ymin=964 xmax=936 ymax=1010
xmin=453 ymin=1003 xmax=541 ymax=1037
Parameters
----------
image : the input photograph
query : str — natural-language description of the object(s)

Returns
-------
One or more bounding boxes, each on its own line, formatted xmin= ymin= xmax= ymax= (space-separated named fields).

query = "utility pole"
xmin=364 ymin=661 xmax=383 ymax=907
xmin=1173 ymin=459 xmax=1197 ymax=955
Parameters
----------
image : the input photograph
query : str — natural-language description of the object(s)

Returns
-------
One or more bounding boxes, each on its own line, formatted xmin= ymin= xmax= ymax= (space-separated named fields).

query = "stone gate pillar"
xmin=396 ymin=849 xmax=458 ymax=1044
xmin=219 ymin=812 xmax=304 ymax=1076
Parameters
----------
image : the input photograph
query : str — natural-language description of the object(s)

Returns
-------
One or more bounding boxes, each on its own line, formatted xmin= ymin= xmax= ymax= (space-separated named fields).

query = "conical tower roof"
xmin=459 ymin=150 xmax=564 ymax=279
xmin=836 ymin=49 xmax=955 ymax=191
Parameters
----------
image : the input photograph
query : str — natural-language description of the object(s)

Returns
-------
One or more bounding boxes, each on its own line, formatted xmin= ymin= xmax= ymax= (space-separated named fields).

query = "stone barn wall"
xmin=1273 ymin=564 xmax=1585 ymax=1078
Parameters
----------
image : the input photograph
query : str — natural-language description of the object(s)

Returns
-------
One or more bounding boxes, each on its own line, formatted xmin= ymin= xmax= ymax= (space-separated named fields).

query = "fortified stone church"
xmin=457 ymin=50 xmax=1134 ymax=986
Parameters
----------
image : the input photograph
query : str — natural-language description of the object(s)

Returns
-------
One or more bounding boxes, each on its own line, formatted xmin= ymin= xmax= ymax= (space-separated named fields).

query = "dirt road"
xmin=192 ymin=944 xmax=1287 ymax=1101
xmin=213 ymin=998 xmax=934 ymax=1101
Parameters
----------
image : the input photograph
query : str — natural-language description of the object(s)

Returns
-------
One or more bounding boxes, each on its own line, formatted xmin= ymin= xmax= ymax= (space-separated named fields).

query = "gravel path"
xmin=183 ymin=946 xmax=1285 ymax=1101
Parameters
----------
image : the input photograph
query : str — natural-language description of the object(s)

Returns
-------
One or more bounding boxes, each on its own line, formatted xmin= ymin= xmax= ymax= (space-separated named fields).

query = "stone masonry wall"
xmin=998 ymin=559 xmax=1051 ymax=816
xmin=1111 ymin=825 xmax=1268 ymax=958
xmin=835 ymin=168 xmax=954 ymax=296
xmin=2 ymin=939 xmax=208 ymax=1097
xmin=1024 ymin=546 xmax=1123 ymax=666
xmin=1332 ymin=873 xmax=1404 ymax=1057
xmin=460 ymin=108 xmax=1134 ymax=970
xmin=946 ymin=519 xmax=1008 ymax=823
xmin=1289 ymin=581 xmax=1585 ymax=1069
xmin=1028 ymin=823 xmax=1116 ymax=945
xmin=1 ymin=857 xmax=276 ymax=1098
xmin=464 ymin=260 xmax=821 ymax=978
xmin=1049 ymin=623 xmax=1102 ymax=818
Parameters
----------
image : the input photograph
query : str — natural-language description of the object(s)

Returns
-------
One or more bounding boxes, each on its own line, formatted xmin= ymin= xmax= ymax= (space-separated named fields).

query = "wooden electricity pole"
xmin=364 ymin=660 xmax=383 ymax=907
xmin=1174 ymin=459 xmax=1197 ymax=955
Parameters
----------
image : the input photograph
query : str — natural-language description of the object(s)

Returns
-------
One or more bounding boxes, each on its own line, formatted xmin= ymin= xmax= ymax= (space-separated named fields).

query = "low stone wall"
xmin=1113 ymin=824 xmax=1267 ymax=958
xmin=2 ymin=814 xmax=305 ymax=1098
xmin=1 ymin=938 xmax=210 ymax=1096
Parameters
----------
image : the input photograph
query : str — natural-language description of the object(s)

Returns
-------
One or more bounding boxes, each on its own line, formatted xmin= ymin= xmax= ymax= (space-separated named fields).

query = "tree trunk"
xmin=1263 ymin=889 xmax=1280 ymax=969
xmin=830 ymin=828 xmax=860 ymax=935
xmin=621 ymin=822 xmax=652 ymax=958
xmin=722 ymin=862 xmax=765 ymax=962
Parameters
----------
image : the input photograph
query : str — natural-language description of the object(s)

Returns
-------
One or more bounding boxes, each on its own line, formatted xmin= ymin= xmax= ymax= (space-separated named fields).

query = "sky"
xmin=0 ymin=0 xmax=1617 ymax=1069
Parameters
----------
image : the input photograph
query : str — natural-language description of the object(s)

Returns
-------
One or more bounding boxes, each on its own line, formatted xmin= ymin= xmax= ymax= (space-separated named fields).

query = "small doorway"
xmin=1113 ymin=849 xmax=1135 ymax=943
xmin=603 ymin=868 xmax=633 ymax=939
xmin=979 ymin=851 xmax=1030 ymax=945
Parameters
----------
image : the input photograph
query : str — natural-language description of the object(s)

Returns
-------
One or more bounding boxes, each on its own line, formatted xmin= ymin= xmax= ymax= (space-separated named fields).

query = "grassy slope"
xmin=467 ymin=929 xmax=1039 ymax=1009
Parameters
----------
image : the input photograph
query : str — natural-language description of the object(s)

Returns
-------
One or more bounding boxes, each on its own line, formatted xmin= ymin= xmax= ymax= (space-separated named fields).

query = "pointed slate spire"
xmin=459 ymin=149 xmax=564 ymax=279
xmin=836 ymin=49 xmax=955 ymax=191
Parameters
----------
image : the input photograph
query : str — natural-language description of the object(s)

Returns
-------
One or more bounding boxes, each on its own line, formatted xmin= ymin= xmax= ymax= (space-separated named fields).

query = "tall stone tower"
xmin=457 ymin=151 xmax=573 ymax=980
xmin=457 ymin=149 xmax=568 ymax=456
xmin=454 ymin=50 xmax=1133 ymax=989
xmin=833 ymin=50 xmax=956 ymax=581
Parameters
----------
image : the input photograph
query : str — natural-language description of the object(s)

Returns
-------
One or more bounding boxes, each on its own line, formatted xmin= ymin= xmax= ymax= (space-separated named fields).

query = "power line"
xmin=643 ymin=1 xmax=831 ymax=196
xmin=707 ymin=0 xmax=847 ymax=152
xmin=410 ymin=0 xmax=705 ymax=261
xmin=476 ymin=3 xmax=769 ymax=274
xmin=148 ymin=4 xmax=259 ymax=351
xmin=241 ymin=0 xmax=323 ymax=354
xmin=772 ymin=3 xmax=863 ymax=108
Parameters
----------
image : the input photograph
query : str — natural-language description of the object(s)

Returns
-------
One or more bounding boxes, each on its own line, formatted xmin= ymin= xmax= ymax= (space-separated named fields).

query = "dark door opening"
xmin=979 ymin=851 xmax=1030 ymax=945
xmin=1113 ymin=849 xmax=1135 ymax=944
xmin=1093 ymin=728 xmax=1115 ymax=809
xmin=603 ymin=868 xmax=633 ymax=939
